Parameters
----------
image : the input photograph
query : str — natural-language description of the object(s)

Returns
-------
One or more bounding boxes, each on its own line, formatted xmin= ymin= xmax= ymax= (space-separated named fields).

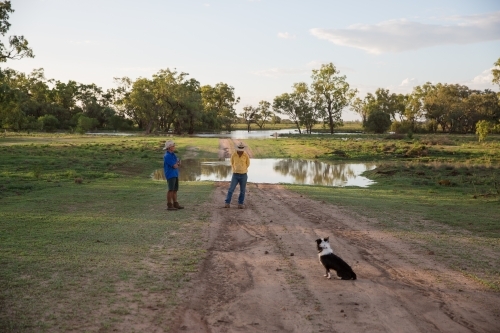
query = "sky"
xmin=4 ymin=0 xmax=500 ymax=121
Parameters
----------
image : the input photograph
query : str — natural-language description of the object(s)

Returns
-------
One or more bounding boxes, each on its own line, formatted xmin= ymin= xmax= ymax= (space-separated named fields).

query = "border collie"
xmin=316 ymin=237 xmax=356 ymax=280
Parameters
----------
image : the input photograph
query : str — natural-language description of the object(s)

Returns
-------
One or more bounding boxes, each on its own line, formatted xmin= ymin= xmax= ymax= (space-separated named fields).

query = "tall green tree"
xmin=423 ymin=84 xmax=470 ymax=133
xmin=77 ymin=83 xmax=114 ymax=128
xmin=273 ymin=82 xmax=318 ymax=134
xmin=128 ymin=77 xmax=157 ymax=133
xmin=114 ymin=69 xmax=203 ymax=134
xmin=273 ymin=92 xmax=302 ymax=133
xmin=405 ymin=84 xmax=434 ymax=131
xmin=0 ymin=1 xmax=34 ymax=62
xmin=200 ymin=82 xmax=239 ymax=132
xmin=293 ymin=82 xmax=317 ymax=134
xmin=254 ymin=100 xmax=272 ymax=129
xmin=111 ymin=77 xmax=140 ymax=128
xmin=241 ymin=105 xmax=257 ymax=132
xmin=311 ymin=63 xmax=357 ymax=134
xmin=368 ymin=88 xmax=406 ymax=122
xmin=174 ymin=77 xmax=202 ymax=134
xmin=351 ymin=97 xmax=368 ymax=124
xmin=50 ymin=80 xmax=80 ymax=128
xmin=0 ymin=67 xmax=23 ymax=129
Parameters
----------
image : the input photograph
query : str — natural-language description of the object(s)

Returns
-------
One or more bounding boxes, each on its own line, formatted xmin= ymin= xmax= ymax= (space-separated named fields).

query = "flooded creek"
xmin=153 ymin=158 xmax=376 ymax=187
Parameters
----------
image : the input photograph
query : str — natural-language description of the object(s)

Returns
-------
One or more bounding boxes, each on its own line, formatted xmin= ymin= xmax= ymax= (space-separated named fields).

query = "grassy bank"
xmin=1 ymin=132 xmax=499 ymax=332
xmin=0 ymin=134 xmax=219 ymax=332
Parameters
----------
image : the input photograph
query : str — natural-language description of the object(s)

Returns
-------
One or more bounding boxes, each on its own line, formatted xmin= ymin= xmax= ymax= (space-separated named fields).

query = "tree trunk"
xmin=295 ymin=121 xmax=301 ymax=134
xmin=188 ymin=115 xmax=195 ymax=134
xmin=328 ymin=107 xmax=335 ymax=134
xmin=144 ymin=119 xmax=154 ymax=134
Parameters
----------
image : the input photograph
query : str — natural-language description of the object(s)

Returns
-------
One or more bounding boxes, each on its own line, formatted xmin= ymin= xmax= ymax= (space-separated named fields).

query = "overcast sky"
xmin=4 ymin=0 xmax=500 ymax=120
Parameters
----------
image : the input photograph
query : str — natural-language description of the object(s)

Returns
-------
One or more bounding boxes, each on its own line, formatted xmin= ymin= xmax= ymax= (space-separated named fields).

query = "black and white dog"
xmin=316 ymin=237 xmax=357 ymax=280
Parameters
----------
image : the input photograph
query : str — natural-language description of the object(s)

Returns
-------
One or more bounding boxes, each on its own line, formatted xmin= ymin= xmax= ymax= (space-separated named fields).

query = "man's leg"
xmin=173 ymin=189 xmax=184 ymax=209
xmin=237 ymin=174 xmax=248 ymax=206
xmin=167 ymin=190 xmax=177 ymax=210
xmin=225 ymin=174 xmax=238 ymax=205
xmin=167 ymin=177 xmax=178 ymax=210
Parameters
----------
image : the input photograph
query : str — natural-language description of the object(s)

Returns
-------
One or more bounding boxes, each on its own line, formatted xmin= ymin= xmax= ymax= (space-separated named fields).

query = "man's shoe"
xmin=167 ymin=203 xmax=178 ymax=211
xmin=174 ymin=202 xmax=184 ymax=209
xmin=238 ymin=204 xmax=244 ymax=209
xmin=224 ymin=203 xmax=230 ymax=208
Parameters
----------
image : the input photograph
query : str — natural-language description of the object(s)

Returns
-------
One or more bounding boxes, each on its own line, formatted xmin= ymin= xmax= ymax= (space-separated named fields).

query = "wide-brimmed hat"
xmin=163 ymin=140 xmax=175 ymax=150
xmin=236 ymin=142 xmax=245 ymax=152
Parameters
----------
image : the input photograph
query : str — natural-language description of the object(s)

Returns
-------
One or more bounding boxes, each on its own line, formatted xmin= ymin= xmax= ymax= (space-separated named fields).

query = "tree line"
xmin=269 ymin=61 xmax=500 ymax=136
xmin=0 ymin=2 xmax=499 ymax=135
xmin=1 ymin=62 xmax=499 ymax=135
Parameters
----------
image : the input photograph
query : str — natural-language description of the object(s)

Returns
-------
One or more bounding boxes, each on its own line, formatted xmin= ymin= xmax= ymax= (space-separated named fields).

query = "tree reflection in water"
xmin=152 ymin=159 xmax=375 ymax=187
xmin=272 ymin=159 xmax=374 ymax=186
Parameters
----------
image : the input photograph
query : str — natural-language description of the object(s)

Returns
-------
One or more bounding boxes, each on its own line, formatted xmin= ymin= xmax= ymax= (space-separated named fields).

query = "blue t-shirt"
xmin=163 ymin=151 xmax=179 ymax=180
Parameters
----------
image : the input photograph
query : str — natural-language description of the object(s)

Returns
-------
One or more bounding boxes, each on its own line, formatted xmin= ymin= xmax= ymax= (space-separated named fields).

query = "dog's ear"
xmin=315 ymin=239 xmax=322 ymax=244
xmin=324 ymin=237 xmax=329 ymax=242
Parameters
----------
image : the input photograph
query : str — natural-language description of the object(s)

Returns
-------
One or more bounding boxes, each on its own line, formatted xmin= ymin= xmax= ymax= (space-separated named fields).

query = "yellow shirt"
xmin=231 ymin=152 xmax=250 ymax=174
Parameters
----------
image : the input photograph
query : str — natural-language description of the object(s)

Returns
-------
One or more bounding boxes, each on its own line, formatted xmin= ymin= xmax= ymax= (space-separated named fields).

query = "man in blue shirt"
xmin=163 ymin=140 xmax=184 ymax=211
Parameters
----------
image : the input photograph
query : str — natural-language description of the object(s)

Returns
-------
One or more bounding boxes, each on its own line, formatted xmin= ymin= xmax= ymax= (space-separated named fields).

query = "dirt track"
xmin=172 ymin=140 xmax=500 ymax=333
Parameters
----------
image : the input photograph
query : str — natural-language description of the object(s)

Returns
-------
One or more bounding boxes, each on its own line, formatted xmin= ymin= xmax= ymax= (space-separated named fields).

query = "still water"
xmin=192 ymin=129 xmax=357 ymax=139
xmin=153 ymin=159 xmax=376 ymax=187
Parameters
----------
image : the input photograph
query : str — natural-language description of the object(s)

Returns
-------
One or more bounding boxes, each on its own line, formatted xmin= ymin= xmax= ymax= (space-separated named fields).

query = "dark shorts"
xmin=167 ymin=177 xmax=179 ymax=191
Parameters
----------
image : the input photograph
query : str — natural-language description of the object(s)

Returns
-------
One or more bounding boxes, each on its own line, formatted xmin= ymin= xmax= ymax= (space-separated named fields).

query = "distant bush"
xmin=365 ymin=110 xmax=391 ymax=134
xmin=76 ymin=115 xmax=98 ymax=134
xmin=38 ymin=115 xmax=59 ymax=132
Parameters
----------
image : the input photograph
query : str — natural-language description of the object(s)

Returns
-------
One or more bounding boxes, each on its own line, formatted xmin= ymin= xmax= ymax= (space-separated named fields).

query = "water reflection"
xmin=192 ymin=129 xmax=296 ymax=139
xmin=153 ymin=159 xmax=376 ymax=187
xmin=191 ymin=129 xmax=359 ymax=139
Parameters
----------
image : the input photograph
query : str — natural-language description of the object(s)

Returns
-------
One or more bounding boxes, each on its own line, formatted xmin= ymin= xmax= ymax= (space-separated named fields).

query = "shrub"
xmin=76 ymin=115 xmax=98 ymax=134
xmin=476 ymin=120 xmax=494 ymax=142
xmin=365 ymin=110 xmax=392 ymax=134
xmin=38 ymin=115 xmax=60 ymax=132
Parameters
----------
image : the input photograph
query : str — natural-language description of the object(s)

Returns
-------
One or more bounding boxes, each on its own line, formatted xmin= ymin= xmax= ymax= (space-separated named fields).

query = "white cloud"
xmin=400 ymin=77 xmax=418 ymax=87
xmin=471 ymin=68 xmax=494 ymax=85
xmin=310 ymin=11 xmax=500 ymax=54
xmin=277 ymin=32 xmax=296 ymax=39
xmin=463 ymin=67 xmax=499 ymax=91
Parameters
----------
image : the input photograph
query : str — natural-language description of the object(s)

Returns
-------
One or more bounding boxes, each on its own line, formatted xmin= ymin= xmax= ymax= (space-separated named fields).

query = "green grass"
xmin=0 ymin=134 xmax=217 ymax=332
xmin=0 ymin=132 xmax=499 ymax=332
xmin=1 ymin=177 xmax=214 ymax=332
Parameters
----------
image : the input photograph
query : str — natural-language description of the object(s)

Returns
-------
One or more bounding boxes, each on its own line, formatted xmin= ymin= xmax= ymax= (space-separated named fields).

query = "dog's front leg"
xmin=325 ymin=269 xmax=331 ymax=279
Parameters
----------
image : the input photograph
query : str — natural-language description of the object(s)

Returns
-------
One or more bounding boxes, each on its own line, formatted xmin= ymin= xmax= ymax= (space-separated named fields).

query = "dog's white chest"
xmin=318 ymin=248 xmax=333 ymax=263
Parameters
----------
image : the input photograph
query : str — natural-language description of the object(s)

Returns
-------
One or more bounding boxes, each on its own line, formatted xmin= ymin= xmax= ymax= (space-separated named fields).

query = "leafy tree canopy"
xmin=0 ymin=1 xmax=34 ymax=62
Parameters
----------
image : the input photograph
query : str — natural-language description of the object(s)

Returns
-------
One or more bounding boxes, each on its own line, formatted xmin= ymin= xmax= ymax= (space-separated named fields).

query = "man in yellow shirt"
xmin=224 ymin=142 xmax=250 ymax=209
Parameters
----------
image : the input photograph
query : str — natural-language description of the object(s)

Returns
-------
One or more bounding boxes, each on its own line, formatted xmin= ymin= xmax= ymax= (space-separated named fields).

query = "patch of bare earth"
xmin=171 ymin=182 xmax=500 ymax=333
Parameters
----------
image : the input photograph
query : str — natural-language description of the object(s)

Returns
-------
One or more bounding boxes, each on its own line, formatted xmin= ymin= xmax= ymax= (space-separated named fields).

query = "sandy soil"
xmin=169 ymin=139 xmax=500 ymax=333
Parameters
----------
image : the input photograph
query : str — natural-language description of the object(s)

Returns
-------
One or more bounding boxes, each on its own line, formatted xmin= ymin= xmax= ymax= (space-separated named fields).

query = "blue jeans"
xmin=225 ymin=173 xmax=247 ymax=205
